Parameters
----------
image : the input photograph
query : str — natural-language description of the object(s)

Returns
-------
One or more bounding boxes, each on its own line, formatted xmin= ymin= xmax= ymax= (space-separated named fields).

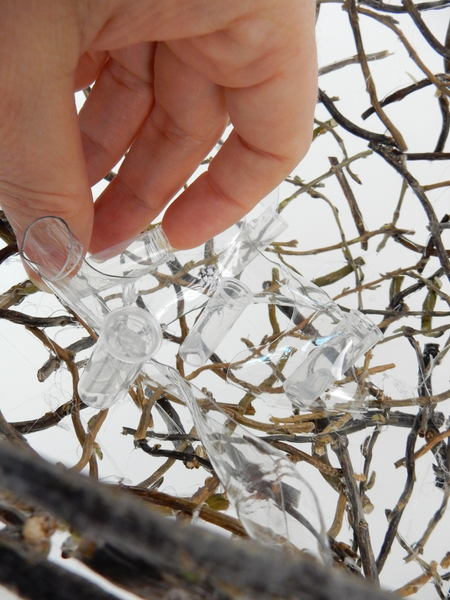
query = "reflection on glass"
xmin=146 ymin=360 xmax=330 ymax=561
xmin=21 ymin=216 xmax=173 ymax=330
xmin=79 ymin=307 xmax=162 ymax=409
xmin=284 ymin=310 xmax=383 ymax=408
xmin=180 ymin=278 xmax=253 ymax=367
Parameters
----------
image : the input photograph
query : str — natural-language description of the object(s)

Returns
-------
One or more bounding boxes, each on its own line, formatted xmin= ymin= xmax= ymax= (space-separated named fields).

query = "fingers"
xmin=74 ymin=51 xmax=108 ymax=92
xmin=0 ymin=4 xmax=94 ymax=252
xmin=0 ymin=0 xmax=317 ymax=262
xmin=163 ymin=13 xmax=318 ymax=248
xmin=88 ymin=1 xmax=317 ymax=251
xmin=88 ymin=43 xmax=228 ymax=253
xmin=161 ymin=134 xmax=290 ymax=249
xmin=78 ymin=43 xmax=156 ymax=185
xmin=0 ymin=82 xmax=94 ymax=252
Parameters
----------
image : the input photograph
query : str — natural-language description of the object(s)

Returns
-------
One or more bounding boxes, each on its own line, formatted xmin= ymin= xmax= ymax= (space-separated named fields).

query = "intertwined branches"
xmin=1 ymin=1 xmax=450 ymax=598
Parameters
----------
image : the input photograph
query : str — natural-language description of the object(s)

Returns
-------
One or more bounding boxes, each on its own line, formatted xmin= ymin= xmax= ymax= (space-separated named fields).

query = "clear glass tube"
xmin=216 ymin=207 xmax=288 ymax=281
xmin=21 ymin=216 xmax=173 ymax=330
xmin=118 ymin=207 xmax=287 ymax=328
xmin=144 ymin=360 xmax=330 ymax=561
xmin=78 ymin=307 xmax=162 ymax=409
xmin=87 ymin=226 xmax=173 ymax=278
xmin=179 ymin=277 xmax=253 ymax=367
xmin=20 ymin=216 xmax=84 ymax=282
xmin=283 ymin=310 xmax=383 ymax=408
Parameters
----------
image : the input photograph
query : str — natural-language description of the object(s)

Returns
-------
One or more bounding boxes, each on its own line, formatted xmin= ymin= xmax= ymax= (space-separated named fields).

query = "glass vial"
xmin=78 ymin=307 xmax=162 ymax=409
xmin=179 ymin=278 xmax=253 ymax=367
xmin=283 ymin=310 xmax=382 ymax=408
xmin=87 ymin=225 xmax=173 ymax=278
xmin=21 ymin=217 xmax=174 ymax=331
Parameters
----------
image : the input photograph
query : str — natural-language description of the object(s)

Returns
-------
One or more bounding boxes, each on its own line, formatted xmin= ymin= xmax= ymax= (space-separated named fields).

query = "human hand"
xmin=0 ymin=0 xmax=317 ymax=255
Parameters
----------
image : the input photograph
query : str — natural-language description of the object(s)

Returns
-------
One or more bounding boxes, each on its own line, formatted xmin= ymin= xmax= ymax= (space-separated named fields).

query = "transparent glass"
xmin=179 ymin=278 xmax=253 ymax=367
xmin=21 ymin=216 xmax=84 ymax=282
xmin=78 ymin=307 xmax=162 ymax=409
xmin=215 ymin=207 xmax=288 ymax=281
xmin=87 ymin=226 xmax=173 ymax=278
xmin=144 ymin=360 xmax=330 ymax=561
xmin=18 ymin=209 xmax=380 ymax=557
xmin=137 ymin=207 xmax=287 ymax=327
xmin=21 ymin=216 xmax=173 ymax=330
xmin=283 ymin=310 xmax=383 ymax=408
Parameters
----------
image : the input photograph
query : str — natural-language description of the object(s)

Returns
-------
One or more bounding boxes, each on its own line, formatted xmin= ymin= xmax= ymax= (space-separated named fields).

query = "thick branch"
xmin=0 ymin=538 xmax=118 ymax=600
xmin=0 ymin=440 xmax=398 ymax=600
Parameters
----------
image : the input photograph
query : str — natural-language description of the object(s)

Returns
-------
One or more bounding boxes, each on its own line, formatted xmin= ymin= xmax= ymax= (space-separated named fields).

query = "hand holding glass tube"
xmin=21 ymin=216 xmax=173 ymax=331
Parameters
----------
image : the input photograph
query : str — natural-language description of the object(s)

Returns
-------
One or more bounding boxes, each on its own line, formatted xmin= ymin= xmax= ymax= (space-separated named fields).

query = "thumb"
xmin=0 ymin=7 xmax=93 ymax=259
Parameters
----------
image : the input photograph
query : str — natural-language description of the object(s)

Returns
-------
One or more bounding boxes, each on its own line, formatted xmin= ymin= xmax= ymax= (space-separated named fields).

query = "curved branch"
xmin=318 ymin=89 xmax=394 ymax=144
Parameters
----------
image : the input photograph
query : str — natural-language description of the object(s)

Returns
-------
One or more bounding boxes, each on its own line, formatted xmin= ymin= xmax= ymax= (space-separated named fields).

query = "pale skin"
xmin=0 ymin=0 xmax=317 ymax=255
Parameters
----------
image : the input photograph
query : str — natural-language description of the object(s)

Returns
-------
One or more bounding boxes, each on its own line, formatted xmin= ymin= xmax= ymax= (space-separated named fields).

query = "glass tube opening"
xmin=101 ymin=307 xmax=162 ymax=364
xmin=219 ymin=278 xmax=253 ymax=307
xmin=21 ymin=216 xmax=83 ymax=282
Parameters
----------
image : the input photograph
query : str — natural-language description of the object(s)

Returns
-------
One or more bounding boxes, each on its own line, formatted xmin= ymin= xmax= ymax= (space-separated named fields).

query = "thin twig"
xmin=376 ymin=414 xmax=420 ymax=573
xmin=319 ymin=50 xmax=391 ymax=75
xmin=347 ymin=0 xmax=407 ymax=150
xmin=333 ymin=436 xmax=379 ymax=582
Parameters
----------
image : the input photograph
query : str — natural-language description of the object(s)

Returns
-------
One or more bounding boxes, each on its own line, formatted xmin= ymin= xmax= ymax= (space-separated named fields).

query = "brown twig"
xmin=395 ymin=427 xmax=450 ymax=467
xmin=358 ymin=7 xmax=450 ymax=96
xmin=376 ymin=415 xmax=420 ymax=573
xmin=319 ymin=50 xmax=391 ymax=75
xmin=333 ymin=436 xmax=379 ymax=582
xmin=318 ymin=90 xmax=394 ymax=145
xmin=347 ymin=0 xmax=407 ymax=150
xmin=0 ymin=308 xmax=76 ymax=328
xmin=71 ymin=410 xmax=108 ymax=473
xmin=371 ymin=143 xmax=450 ymax=281
xmin=358 ymin=0 xmax=450 ymax=13
xmin=123 ymin=486 xmax=247 ymax=537
xmin=329 ymin=156 xmax=368 ymax=248
xmin=402 ymin=0 xmax=450 ymax=60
